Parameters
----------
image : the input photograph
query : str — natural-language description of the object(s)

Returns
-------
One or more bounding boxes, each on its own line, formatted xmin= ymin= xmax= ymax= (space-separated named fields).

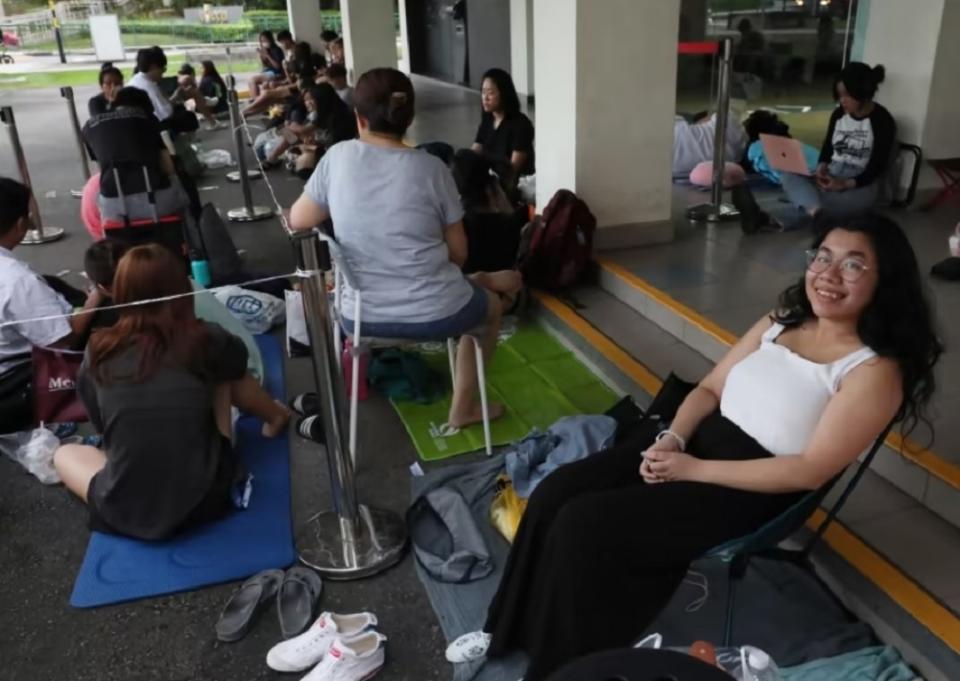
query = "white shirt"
xmin=0 ymin=246 xmax=73 ymax=374
xmin=720 ymin=323 xmax=877 ymax=456
xmin=129 ymin=71 xmax=173 ymax=121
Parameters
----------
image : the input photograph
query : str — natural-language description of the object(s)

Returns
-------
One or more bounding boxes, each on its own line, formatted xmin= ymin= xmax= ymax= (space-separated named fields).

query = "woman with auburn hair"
xmin=54 ymin=245 xmax=289 ymax=541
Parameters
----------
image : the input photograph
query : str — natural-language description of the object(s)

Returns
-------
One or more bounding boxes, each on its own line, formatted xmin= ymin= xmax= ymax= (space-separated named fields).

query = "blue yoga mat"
xmin=69 ymin=334 xmax=295 ymax=608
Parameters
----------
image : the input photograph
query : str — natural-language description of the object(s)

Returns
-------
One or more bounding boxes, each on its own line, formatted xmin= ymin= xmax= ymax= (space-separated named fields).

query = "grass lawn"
xmin=0 ymin=60 xmax=260 ymax=91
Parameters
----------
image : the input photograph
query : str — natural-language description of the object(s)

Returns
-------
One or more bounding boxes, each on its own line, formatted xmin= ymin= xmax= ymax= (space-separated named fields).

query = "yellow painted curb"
xmin=596 ymin=258 xmax=960 ymax=492
xmin=537 ymin=287 xmax=960 ymax=654
xmin=809 ymin=508 xmax=960 ymax=654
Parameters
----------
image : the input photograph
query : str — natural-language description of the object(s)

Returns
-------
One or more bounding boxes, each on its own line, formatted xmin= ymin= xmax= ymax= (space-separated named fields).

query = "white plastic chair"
xmin=317 ymin=233 xmax=493 ymax=468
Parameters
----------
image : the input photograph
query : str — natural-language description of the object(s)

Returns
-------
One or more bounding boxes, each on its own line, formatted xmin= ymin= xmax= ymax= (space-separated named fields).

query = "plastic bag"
xmin=636 ymin=634 xmax=781 ymax=680
xmin=213 ymin=286 xmax=285 ymax=334
xmin=1 ymin=428 xmax=61 ymax=485
xmin=197 ymin=148 xmax=235 ymax=169
xmin=517 ymin=174 xmax=536 ymax=205
xmin=285 ymin=289 xmax=310 ymax=357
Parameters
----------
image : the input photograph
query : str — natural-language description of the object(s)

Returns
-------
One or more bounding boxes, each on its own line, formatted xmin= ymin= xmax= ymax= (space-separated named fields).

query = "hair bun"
xmin=872 ymin=64 xmax=886 ymax=84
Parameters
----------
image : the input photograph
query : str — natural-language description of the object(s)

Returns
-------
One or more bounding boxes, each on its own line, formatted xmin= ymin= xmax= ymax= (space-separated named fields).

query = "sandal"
xmin=215 ymin=568 xmax=284 ymax=642
xmin=277 ymin=566 xmax=324 ymax=639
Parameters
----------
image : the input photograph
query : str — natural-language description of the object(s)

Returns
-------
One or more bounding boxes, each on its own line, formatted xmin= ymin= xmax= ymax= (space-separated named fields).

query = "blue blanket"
xmin=69 ymin=334 xmax=295 ymax=608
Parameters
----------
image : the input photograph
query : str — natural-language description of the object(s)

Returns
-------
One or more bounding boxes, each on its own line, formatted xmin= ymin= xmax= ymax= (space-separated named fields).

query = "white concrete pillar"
xmin=534 ymin=0 xmax=680 ymax=248
xmin=855 ymin=0 xmax=960 ymax=161
xmin=340 ymin=0 xmax=397 ymax=86
xmin=286 ymin=0 xmax=325 ymax=55
xmin=510 ymin=0 xmax=535 ymax=97
xmin=397 ymin=0 xmax=411 ymax=74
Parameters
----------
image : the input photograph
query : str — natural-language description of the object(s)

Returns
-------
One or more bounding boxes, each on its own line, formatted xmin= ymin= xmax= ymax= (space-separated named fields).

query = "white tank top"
xmin=720 ymin=323 xmax=877 ymax=456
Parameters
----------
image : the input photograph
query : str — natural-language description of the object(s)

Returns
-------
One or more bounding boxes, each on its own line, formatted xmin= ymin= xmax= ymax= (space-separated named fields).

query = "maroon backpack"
xmin=520 ymin=189 xmax=596 ymax=291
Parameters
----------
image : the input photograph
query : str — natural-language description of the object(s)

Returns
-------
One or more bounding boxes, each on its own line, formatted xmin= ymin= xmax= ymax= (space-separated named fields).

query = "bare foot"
xmin=262 ymin=401 xmax=292 ymax=438
xmin=448 ymin=401 xmax=505 ymax=429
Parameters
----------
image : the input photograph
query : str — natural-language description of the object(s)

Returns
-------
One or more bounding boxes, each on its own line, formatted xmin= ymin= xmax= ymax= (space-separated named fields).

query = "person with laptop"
xmin=734 ymin=62 xmax=895 ymax=234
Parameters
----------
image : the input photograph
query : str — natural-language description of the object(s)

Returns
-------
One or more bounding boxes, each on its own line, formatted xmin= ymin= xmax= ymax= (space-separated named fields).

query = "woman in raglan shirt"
xmin=735 ymin=62 xmax=895 ymax=233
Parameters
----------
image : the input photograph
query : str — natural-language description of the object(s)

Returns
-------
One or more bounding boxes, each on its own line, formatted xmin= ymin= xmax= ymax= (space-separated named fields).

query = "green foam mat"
xmin=390 ymin=324 xmax=619 ymax=461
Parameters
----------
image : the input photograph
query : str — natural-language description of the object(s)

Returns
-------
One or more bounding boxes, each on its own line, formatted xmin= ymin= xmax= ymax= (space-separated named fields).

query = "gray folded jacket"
xmin=407 ymin=486 xmax=494 ymax=584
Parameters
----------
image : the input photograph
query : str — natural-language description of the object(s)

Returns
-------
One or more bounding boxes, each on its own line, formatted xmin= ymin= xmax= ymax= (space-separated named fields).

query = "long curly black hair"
xmin=773 ymin=214 xmax=942 ymax=439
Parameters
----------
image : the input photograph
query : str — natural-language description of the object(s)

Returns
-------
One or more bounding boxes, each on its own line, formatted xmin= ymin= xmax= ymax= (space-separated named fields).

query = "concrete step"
xmin=533 ymin=285 xmax=960 ymax=681
xmin=594 ymin=256 xmax=960 ymax=536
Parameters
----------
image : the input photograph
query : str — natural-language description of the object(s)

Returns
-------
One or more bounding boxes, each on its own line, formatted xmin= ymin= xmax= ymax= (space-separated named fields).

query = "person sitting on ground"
xmin=452 ymin=149 xmax=527 ymax=274
xmin=323 ymin=63 xmax=353 ymax=108
xmin=471 ymin=68 xmax=535 ymax=189
xmin=130 ymin=46 xmax=218 ymax=132
xmin=0 ymin=178 xmax=103 ymax=434
xmin=447 ymin=214 xmax=941 ymax=681
xmin=82 ymin=87 xmax=188 ymax=226
xmin=733 ymin=62 xmax=895 ymax=234
xmin=88 ymin=62 xmax=124 ymax=117
xmin=173 ymin=63 xmax=223 ymax=129
xmin=320 ymin=29 xmax=339 ymax=63
xmin=82 ymin=239 xmax=264 ymax=381
xmin=242 ymin=51 xmax=315 ymax=118
xmin=290 ymin=68 xmax=522 ymax=430
xmin=53 ymin=244 xmax=290 ymax=541
xmin=328 ymin=37 xmax=345 ymax=66
xmin=275 ymin=29 xmax=296 ymax=80
xmin=248 ymin=30 xmax=286 ymax=99
xmin=198 ymin=60 xmax=229 ymax=115
xmin=262 ymin=83 xmax=357 ymax=177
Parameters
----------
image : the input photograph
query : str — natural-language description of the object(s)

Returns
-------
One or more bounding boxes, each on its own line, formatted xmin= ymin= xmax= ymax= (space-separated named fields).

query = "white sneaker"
xmin=266 ymin=611 xmax=378 ymax=673
xmin=445 ymin=630 xmax=491 ymax=663
xmin=203 ymin=119 xmax=228 ymax=131
xmin=301 ymin=630 xmax=386 ymax=681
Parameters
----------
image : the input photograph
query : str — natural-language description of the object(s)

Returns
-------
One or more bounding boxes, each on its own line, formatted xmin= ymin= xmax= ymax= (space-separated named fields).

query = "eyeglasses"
xmin=805 ymin=248 xmax=871 ymax=282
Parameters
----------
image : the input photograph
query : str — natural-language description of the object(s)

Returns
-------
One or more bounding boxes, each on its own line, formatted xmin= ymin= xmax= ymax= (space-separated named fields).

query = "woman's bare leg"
xmin=241 ymin=88 xmax=287 ymax=117
xmin=54 ymin=444 xmax=107 ymax=502
xmin=448 ymin=290 xmax=506 ymax=429
xmin=248 ymin=73 xmax=268 ymax=99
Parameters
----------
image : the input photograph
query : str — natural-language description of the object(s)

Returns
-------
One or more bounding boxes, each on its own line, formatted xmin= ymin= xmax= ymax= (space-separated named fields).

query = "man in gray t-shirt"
xmin=304 ymin=139 xmax=474 ymax=324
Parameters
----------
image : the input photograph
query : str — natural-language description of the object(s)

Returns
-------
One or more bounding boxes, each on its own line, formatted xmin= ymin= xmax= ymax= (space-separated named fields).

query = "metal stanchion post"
xmin=61 ymin=86 xmax=91 ymax=198
xmin=292 ymin=231 xmax=407 ymax=579
xmin=687 ymin=38 xmax=739 ymax=223
xmin=225 ymin=75 xmax=262 ymax=185
xmin=225 ymin=89 xmax=273 ymax=222
xmin=1 ymin=106 xmax=65 ymax=245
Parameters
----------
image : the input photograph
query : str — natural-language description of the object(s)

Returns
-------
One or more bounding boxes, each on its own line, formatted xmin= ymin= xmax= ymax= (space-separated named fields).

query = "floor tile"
xmin=849 ymin=507 xmax=960 ymax=601
xmin=825 ymin=469 xmax=920 ymax=525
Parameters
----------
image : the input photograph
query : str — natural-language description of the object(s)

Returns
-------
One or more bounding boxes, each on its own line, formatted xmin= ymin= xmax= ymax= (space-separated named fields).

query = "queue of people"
xmin=0 ymin=24 xmax=943 ymax=681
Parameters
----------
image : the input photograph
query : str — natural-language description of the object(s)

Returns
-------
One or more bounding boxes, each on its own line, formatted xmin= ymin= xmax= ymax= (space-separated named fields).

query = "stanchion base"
xmin=227 ymin=205 xmax=274 ymax=222
xmin=21 ymin=227 xmax=65 ymax=244
xmin=226 ymin=170 xmax=262 ymax=183
xmin=297 ymin=505 xmax=408 ymax=580
xmin=686 ymin=202 xmax=740 ymax=223
xmin=70 ymin=189 xmax=84 ymax=199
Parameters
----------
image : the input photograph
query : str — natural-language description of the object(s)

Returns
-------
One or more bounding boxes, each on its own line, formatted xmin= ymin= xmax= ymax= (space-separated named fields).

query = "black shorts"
xmin=88 ymin=435 xmax=244 ymax=538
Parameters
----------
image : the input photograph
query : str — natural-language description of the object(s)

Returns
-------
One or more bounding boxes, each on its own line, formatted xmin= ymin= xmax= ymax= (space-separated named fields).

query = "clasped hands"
xmin=639 ymin=434 xmax=699 ymax=484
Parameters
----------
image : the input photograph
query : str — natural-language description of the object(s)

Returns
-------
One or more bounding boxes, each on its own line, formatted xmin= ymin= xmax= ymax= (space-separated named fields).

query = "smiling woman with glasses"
xmin=447 ymin=213 xmax=943 ymax=681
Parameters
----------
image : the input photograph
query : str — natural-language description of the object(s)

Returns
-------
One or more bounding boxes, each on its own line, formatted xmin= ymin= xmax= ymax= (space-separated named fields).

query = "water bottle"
xmin=738 ymin=646 xmax=781 ymax=681
xmin=190 ymin=256 xmax=212 ymax=288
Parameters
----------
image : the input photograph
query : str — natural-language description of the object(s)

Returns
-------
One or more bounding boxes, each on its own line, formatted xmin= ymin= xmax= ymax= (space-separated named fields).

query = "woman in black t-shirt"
xmin=472 ymin=68 xmax=535 ymax=186
xmin=53 ymin=245 xmax=290 ymax=541
xmin=199 ymin=60 xmax=229 ymax=114
xmin=88 ymin=62 xmax=124 ymax=117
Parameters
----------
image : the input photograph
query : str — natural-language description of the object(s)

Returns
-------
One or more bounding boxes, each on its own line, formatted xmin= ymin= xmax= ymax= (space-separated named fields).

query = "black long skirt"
xmin=483 ymin=411 xmax=804 ymax=681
